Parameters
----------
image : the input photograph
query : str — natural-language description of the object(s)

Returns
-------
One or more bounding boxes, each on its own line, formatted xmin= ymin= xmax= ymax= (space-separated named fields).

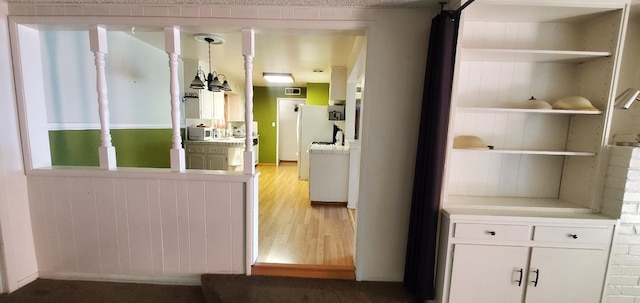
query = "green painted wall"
xmin=50 ymin=85 xmax=329 ymax=167
xmin=253 ymin=86 xmax=307 ymax=164
xmin=306 ymin=83 xmax=330 ymax=105
xmin=253 ymin=84 xmax=329 ymax=164
xmin=49 ymin=129 xmax=176 ymax=168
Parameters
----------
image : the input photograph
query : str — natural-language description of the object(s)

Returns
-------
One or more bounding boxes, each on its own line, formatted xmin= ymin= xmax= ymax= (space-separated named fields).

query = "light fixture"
xmin=189 ymin=34 xmax=232 ymax=92
xmin=263 ymin=72 xmax=295 ymax=83
xmin=615 ymin=88 xmax=640 ymax=109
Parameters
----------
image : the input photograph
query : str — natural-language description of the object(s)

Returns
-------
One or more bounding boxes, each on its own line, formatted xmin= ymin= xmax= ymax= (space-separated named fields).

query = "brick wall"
xmin=605 ymin=146 xmax=640 ymax=303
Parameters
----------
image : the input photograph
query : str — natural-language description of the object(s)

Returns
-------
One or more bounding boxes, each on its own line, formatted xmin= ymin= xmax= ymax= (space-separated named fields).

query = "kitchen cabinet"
xmin=185 ymin=141 xmax=229 ymax=170
xmin=213 ymin=91 xmax=225 ymax=120
xmin=185 ymin=87 xmax=214 ymax=119
xmin=185 ymin=139 xmax=255 ymax=170
xmin=438 ymin=210 xmax=615 ymax=303
xmin=329 ymin=66 xmax=346 ymax=102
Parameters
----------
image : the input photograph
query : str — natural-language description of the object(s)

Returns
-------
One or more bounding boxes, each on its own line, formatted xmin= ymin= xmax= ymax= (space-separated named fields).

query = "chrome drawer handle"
xmin=569 ymin=234 xmax=578 ymax=239
xmin=487 ymin=231 xmax=496 ymax=236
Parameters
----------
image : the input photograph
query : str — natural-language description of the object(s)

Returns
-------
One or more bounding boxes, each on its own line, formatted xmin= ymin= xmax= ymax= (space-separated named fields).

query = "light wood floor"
xmin=256 ymin=162 xmax=355 ymax=267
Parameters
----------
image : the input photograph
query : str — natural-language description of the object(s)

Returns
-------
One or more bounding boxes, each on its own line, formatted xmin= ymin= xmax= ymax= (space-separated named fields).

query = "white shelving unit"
xmin=434 ymin=1 xmax=630 ymax=303
xmin=444 ymin=0 xmax=629 ymax=210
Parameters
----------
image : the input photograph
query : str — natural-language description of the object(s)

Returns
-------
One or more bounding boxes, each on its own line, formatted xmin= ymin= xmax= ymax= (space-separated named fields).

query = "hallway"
xmin=256 ymin=162 xmax=355 ymax=266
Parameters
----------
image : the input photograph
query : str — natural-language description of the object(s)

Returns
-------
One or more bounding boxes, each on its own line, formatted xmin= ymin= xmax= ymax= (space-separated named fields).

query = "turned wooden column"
xmin=165 ymin=26 xmax=185 ymax=172
xmin=89 ymin=25 xmax=116 ymax=170
xmin=242 ymin=28 xmax=255 ymax=175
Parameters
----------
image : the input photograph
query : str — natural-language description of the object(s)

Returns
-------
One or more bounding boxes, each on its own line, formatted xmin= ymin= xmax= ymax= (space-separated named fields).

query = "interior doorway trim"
xmin=276 ymin=98 xmax=306 ymax=167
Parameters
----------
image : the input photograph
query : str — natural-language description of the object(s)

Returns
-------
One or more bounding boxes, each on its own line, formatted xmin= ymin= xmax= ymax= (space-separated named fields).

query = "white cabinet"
xmin=437 ymin=2 xmax=628 ymax=302
xmin=449 ymin=244 xmax=609 ymax=303
xmin=449 ymin=245 xmax=528 ymax=303
xmin=437 ymin=211 xmax=615 ymax=303
xmin=213 ymin=91 xmax=225 ymax=120
xmin=525 ymin=247 xmax=608 ymax=303
xmin=185 ymin=89 xmax=214 ymax=119
xmin=329 ymin=66 xmax=346 ymax=102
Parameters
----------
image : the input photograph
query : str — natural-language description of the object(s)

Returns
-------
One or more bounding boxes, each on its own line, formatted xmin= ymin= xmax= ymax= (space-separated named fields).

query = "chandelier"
xmin=189 ymin=34 xmax=232 ymax=92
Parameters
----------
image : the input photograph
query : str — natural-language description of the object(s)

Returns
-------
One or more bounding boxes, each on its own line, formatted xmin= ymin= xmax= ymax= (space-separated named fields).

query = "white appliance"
xmin=297 ymin=105 xmax=334 ymax=180
xmin=187 ymin=126 xmax=214 ymax=141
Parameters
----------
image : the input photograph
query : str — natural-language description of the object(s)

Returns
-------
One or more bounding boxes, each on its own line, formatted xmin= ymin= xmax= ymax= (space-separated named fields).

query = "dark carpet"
xmin=0 ymin=279 xmax=206 ymax=303
xmin=201 ymin=274 xmax=414 ymax=303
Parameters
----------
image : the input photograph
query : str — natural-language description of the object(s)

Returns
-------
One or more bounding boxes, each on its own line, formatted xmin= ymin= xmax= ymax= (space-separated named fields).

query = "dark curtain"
xmin=404 ymin=10 xmax=461 ymax=302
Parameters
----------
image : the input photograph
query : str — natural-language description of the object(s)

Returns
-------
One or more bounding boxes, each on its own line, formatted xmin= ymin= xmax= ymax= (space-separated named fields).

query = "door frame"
xmin=276 ymin=98 xmax=306 ymax=166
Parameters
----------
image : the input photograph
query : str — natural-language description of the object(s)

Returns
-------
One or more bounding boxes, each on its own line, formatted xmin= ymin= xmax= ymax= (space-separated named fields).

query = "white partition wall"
xmin=27 ymin=171 xmax=248 ymax=283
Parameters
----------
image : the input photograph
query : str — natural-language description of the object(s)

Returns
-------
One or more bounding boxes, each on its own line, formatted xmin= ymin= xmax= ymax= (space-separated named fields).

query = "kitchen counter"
xmin=308 ymin=143 xmax=349 ymax=203
xmin=186 ymin=138 xmax=246 ymax=147
xmin=308 ymin=144 xmax=350 ymax=154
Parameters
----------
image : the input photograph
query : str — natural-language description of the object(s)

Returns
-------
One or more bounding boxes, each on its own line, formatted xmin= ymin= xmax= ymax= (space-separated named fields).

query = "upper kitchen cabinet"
xmin=444 ymin=0 xmax=629 ymax=212
xmin=330 ymin=66 xmax=347 ymax=103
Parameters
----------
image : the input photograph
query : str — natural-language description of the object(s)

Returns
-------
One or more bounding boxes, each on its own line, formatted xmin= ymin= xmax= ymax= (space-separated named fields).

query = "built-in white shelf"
xmin=446 ymin=195 xmax=593 ymax=214
xmin=457 ymin=107 xmax=604 ymax=115
xmin=453 ymin=149 xmax=596 ymax=156
xmin=461 ymin=48 xmax=611 ymax=63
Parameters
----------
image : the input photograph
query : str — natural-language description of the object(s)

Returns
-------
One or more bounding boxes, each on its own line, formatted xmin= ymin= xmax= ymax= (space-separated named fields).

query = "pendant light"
xmin=189 ymin=34 xmax=232 ymax=92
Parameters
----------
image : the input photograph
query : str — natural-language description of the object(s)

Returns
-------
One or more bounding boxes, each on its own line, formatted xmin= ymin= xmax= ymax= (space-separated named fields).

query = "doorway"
xmin=254 ymin=99 xmax=356 ymax=279
xmin=277 ymin=98 xmax=305 ymax=164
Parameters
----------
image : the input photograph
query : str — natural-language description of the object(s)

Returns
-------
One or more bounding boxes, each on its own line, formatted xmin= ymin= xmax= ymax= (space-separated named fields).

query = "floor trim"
xmin=251 ymin=263 xmax=355 ymax=280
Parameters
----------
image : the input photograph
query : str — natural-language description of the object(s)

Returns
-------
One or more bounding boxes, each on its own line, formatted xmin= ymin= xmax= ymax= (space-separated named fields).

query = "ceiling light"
xmin=615 ymin=88 xmax=640 ymax=109
xmin=189 ymin=34 xmax=231 ymax=92
xmin=263 ymin=73 xmax=294 ymax=83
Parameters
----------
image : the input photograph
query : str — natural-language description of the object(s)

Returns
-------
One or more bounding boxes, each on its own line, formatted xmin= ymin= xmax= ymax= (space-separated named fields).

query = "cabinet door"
xmin=449 ymin=244 xmax=528 ymax=303
xmin=524 ymin=248 xmax=608 ymax=303
xmin=206 ymin=154 xmax=227 ymax=170
xmin=187 ymin=153 xmax=206 ymax=169
xmin=213 ymin=91 xmax=225 ymax=120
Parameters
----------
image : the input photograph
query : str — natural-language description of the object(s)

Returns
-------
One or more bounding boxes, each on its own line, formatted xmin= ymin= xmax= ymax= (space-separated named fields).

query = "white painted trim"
xmin=38 ymin=272 xmax=201 ymax=286
xmin=15 ymin=272 xmax=38 ymax=289
xmin=276 ymin=97 xmax=307 ymax=165
xmin=9 ymin=21 xmax=52 ymax=171
xmin=27 ymin=166 xmax=254 ymax=183
xmin=47 ymin=123 xmax=175 ymax=130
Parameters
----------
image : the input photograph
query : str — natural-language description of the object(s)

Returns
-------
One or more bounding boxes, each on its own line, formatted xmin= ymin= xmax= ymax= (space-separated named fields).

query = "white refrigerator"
xmin=297 ymin=105 xmax=334 ymax=180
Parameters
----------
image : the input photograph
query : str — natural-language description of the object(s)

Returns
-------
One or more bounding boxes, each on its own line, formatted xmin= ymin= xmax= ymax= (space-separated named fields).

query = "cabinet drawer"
xmin=206 ymin=147 xmax=226 ymax=154
xmin=187 ymin=146 xmax=206 ymax=153
xmin=454 ymin=223 xmax=529 ymax=241
xmin=533 ymin=226 xmax=613 ymax=245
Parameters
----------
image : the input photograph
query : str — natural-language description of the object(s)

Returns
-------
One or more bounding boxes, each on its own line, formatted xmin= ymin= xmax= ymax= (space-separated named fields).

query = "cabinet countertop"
xmin=442 ymin=208 xmax=617 ymax=223
xmin=185 ymin=138 xmax=246 ymax=146
xmin=309 ymin=144 xmax=349 ymax=154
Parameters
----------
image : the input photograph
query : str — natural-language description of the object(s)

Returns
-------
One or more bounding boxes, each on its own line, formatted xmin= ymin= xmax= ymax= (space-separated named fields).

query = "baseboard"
xmin=37 ymin=272 xmax=201 ymax=286
xmin=15 ymin=271 xmax=39 ymax=290
xmin=251 ymin=263 xmax=355 ymax=280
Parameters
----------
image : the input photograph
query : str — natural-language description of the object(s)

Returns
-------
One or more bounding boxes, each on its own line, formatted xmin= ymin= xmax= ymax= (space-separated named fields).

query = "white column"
xmin=242 ymin=27 xmax=258 ymax=275
xmin=89 ymin=25 xmax=116 ymax=170
xmin=165 ymin=26 xmax=185 ymax=172
xmin=242 ymin=28 xmax=255 ymax=175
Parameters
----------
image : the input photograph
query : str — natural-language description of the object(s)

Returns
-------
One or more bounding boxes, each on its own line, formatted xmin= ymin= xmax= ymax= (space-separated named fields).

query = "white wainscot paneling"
xmin=27 ymin=173 xmax=247 ymax=284
xmin=449 ymin=152 xmax=563 ymax=198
